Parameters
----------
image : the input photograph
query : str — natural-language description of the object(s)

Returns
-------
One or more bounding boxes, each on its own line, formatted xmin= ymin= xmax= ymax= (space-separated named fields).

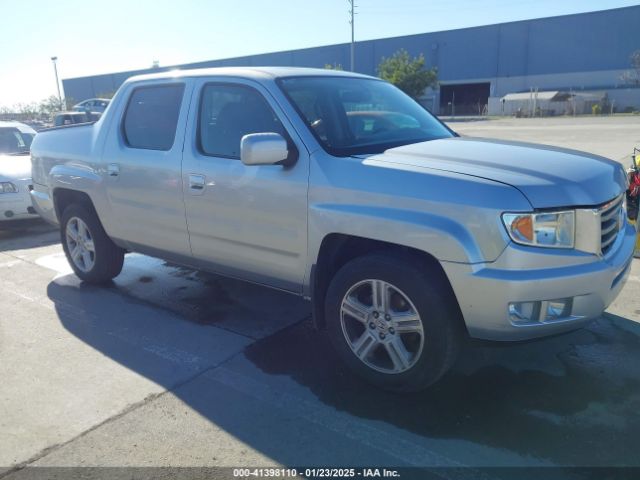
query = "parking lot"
xmin=2 ymin=116 xmax=640 ymax=477
xmin=452 ymin=115 xmax=640 ymax=166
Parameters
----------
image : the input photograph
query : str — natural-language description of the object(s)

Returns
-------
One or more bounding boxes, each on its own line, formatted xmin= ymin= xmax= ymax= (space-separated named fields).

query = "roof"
xmin=0 ymin=120 xmax=37 ymax=133
xmin=55 ymin=111 xmax=88 ymax=116
xmin=125 ymin=66 xmax=375 ymax=85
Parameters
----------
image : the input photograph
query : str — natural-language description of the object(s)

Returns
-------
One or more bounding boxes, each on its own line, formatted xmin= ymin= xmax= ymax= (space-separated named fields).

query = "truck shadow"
xmin=0 ymin=219 xmax=58 ymax=252
xmin=47 ymin=270 xmax=640 ymax=467
xmin=245 ymin=314 xmax=640 ymax=466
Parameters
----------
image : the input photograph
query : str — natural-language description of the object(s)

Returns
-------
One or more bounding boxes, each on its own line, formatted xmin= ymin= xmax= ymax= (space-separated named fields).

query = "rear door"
xmin=101 ymin=80 xmax=193 ymax=258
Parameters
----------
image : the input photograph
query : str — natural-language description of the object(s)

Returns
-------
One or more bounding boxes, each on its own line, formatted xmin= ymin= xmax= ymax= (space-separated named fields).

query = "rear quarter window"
xmin=122 ymin=84 xmax=185 ymax=151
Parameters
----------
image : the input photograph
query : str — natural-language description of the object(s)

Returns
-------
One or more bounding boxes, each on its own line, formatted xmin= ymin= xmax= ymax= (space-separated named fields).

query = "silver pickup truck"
xmin=31 ymin=67 xmax=635 ymax=391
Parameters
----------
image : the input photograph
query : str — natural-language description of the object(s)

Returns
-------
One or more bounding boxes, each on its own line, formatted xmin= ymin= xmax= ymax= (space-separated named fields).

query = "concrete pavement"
xmin=2 ymin=116 xmax=640 ymax=476
xmin=1 ymin=221 xmax=639 ymax=476
xmin=452 ymin=115 xmax=640 ymax=166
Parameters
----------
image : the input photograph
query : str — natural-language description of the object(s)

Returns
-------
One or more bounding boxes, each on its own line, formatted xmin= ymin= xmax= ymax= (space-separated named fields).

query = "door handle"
xmin=188 ymin=174 xmax=206 ymax=195
xmin=107 ymin=163 xmax=120 ymax=177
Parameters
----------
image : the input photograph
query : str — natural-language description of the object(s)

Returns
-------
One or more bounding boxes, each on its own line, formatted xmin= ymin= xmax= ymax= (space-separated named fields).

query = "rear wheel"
xmin=325 ymin=254 xmax=462 ymax=392
xmin=60 ymin=204 xmax=124 ymax=283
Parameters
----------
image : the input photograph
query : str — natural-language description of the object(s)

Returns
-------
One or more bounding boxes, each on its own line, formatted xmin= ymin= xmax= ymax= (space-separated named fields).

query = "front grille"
xmin=600 ymin=195 xmax=624 ymax=256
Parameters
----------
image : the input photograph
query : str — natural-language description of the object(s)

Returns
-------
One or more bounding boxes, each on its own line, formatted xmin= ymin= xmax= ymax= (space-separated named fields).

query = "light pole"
xmin=51 ymin=56 xmax=63 ymax=110
xmin=348 ymin=0 xmax=356 ymax=71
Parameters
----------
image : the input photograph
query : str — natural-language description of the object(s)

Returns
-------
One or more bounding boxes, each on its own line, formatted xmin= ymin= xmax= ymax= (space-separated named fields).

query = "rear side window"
xmin=123 ymin=84 xmax=185 ymax=151
xmin=198 ymin=84 xmax=286 ymax=158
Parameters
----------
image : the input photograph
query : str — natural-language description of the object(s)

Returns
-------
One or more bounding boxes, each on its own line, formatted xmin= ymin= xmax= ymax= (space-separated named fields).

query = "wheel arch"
xmin=53 ymin=188 xmax=98 ymax=221
xmin=310 ymin=233 xmax=464 ymax=332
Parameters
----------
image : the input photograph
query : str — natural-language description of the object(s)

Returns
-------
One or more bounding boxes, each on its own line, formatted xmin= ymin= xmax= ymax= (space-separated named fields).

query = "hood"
xmin=363 ymin=137 xmax=626 ymax=208
xmin=0 ymin=154 xmax=32 ymax=182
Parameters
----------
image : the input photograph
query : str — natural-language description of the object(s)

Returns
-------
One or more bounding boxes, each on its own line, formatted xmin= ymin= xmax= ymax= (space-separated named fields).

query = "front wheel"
xmin=325 ymin=254 xmax=463 ymax=392
xmin=60 ymin=204 xmax=125 ymax=283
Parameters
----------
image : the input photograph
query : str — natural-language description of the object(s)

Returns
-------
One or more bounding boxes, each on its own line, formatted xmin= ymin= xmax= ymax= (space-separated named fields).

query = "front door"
xmin=181 ymin=79 xmax=309 ymax=292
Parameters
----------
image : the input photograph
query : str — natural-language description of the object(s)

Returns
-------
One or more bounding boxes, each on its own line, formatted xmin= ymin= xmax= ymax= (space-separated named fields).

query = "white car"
xmin=0 ymin=121 xmax=38 ymax=222
xmin=72 ymin=98 xmax=110 ymax=114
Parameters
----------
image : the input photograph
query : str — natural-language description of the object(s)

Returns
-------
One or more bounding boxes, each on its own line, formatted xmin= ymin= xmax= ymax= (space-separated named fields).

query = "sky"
xmin=0 ymin=0 xmax=638 ymax=107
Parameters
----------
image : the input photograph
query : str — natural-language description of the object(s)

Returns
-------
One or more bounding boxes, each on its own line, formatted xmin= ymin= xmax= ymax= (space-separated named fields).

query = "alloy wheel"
xmin=65 ymin=217 xmax=96 ymax=272
xmin=340 ymin=279 xmax=424 ymax=374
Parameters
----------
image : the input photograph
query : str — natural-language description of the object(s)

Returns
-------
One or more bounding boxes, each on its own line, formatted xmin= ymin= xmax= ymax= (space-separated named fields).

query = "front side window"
xmin=278 ymin=76 xmax=453 ymax=156
xmin=123 ymin=84 xmax=185 ymax=151
xmin=199 ymin=84 xmax=286 ymax=158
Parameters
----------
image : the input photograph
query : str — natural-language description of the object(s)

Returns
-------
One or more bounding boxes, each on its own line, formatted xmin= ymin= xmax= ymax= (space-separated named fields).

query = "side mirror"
xmin=240 ymin=132 xmax=289 ymax=166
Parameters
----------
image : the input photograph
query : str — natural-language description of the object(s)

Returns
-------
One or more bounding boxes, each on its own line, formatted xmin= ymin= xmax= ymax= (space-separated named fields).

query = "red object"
xmin=629 ymin=170 xmax=640 ymax=197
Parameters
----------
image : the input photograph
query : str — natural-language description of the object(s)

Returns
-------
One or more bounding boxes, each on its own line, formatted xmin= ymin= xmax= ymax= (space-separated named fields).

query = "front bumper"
xmin=443 ymin=221 xmax=636 ymax=341
xmin=0 ymin=179 xmax=38 ymax=222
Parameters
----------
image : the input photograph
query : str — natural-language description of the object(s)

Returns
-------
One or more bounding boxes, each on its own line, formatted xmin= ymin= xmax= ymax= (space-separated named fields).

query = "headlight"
xmin=0 ymin=182 xmax=17 ymax=194
xmin=502 ymin=210 xmax=575 ymax=248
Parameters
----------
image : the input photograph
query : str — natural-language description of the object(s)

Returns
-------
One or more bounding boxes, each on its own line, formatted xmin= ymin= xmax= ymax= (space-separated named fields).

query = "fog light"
xmin=509 ymin=301 xmax=540 ymax=323
xmin=509 ymin=298 xmax=574 ymax=324
xmin=545 ymin=298 xmax=573 ymax=320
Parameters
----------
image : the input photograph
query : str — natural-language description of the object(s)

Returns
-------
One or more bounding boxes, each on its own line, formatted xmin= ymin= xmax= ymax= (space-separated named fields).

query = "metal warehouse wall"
xmin=63 ymin=5 xmax=640 ymax=103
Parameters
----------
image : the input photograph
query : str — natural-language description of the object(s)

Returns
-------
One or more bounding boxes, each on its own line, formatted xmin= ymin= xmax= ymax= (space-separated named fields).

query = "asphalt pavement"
xmin=1 ymin=116 xmax=640 ymax=478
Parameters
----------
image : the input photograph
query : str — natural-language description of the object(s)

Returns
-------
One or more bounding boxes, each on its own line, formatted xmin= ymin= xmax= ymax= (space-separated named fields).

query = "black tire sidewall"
xmin=60 ymin=204 xmax=123 ymax=283
xmin=325 ymin=254 xmax=461 ymax=392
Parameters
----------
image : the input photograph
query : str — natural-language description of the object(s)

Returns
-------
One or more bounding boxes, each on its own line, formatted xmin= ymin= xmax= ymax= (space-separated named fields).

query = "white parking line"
xmin=34 ymin=252 xmax=73 ymax=278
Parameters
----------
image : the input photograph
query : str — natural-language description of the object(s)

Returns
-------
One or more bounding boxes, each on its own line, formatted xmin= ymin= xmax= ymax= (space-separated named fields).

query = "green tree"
xmin=65 ymin=97 xmax=77 ymax=110
xmin=15 ymin=102 xmax=39 ymax=117
xmin=324 ymin=63 xmax=343 ymax=71
xmin=96 ymin=91 xmax=117 ymax=99
xmin=37 ymin=95 xmax=64 ymax=116
xmin=621 ymin=50 xmax=640 ymax=86
xmin=377 ymin=49 xmax=437 ymax=99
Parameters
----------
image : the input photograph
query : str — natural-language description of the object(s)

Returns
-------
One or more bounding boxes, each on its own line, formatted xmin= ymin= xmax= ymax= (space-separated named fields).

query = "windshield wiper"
xmin=6 ymin=151 xmax=30 ymax=156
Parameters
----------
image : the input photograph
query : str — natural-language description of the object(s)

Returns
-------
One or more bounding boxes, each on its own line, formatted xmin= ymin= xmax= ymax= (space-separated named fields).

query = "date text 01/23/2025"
xmin=233 ymin=468 xmax=401 ymax=478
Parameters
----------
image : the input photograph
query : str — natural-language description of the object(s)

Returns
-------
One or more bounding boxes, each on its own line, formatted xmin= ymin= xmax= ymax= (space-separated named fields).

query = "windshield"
xmin=278 ymin=76 xmax=454 ymax=156
xmin=0 ymin=127 xmax=34 ymax=155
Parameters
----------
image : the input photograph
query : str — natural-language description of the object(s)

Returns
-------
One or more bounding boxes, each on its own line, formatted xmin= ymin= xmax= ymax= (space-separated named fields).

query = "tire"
xmin=324 ymin=253 xmax=463 ymax=392
xmin=60 ymin=203 xmax=125 ymax=283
